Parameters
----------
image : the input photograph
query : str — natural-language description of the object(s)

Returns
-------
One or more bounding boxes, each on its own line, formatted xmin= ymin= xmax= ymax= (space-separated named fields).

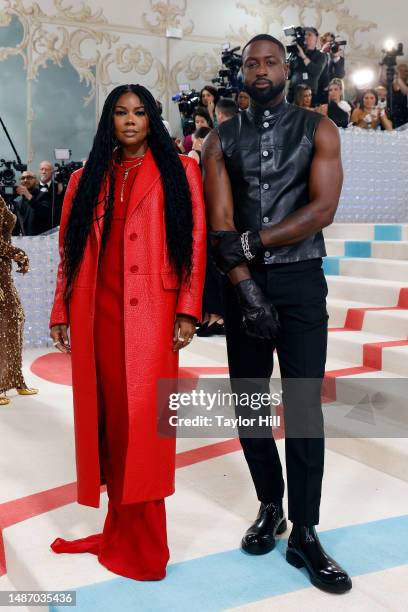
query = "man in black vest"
xmin=202 ymin=34 xmax=351 ymax=594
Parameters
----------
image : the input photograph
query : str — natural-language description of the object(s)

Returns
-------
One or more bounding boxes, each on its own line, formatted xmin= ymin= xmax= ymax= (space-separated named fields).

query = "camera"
xmin=54 ymin=161 xmax=82 ymax=187
xmin=172 ymin=89 xmax=200 ymax=136
xmin=0 ymin=159 xmax=27 ymax=200
xmin=212 ymin=44 xmax=242 ymax=97
xmin=283 ymin=25 xmax=306 ymax=56
xmin=330 ymin=38 xmax=347 ymax=54
xmin=380 ymin=42 xmax=404 ymax=68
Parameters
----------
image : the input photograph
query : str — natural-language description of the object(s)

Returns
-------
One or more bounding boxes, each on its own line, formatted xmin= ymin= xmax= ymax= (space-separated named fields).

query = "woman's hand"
xmin=50 ymin=324 xmax=71 ymax=353
xmin=207 ymin=100 xmax=215 ymax=117
xmin=173 ymin=315 xmax=196 ymax=352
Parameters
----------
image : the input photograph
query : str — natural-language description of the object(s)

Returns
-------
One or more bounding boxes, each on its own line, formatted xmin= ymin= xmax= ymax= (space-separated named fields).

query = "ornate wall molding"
xmin=142 ymin=0 xmax=194 ymax=36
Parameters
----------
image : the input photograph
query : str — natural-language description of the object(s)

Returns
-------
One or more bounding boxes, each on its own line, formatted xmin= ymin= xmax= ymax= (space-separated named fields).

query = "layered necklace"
xmin=118 ymin=154 xmax=145 ymax=202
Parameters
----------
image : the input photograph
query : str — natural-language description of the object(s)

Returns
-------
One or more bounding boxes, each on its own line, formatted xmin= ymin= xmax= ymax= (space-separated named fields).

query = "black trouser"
xmin=223 ymin=258 xmax=328 ymax=526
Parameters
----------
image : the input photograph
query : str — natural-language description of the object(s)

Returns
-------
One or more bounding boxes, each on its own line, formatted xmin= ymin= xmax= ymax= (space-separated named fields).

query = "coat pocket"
xmin=161 ymin=272 xmax=180 ymax=290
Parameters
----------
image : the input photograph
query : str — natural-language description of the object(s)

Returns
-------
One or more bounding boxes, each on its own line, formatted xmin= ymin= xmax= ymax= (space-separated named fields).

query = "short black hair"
xmin=242 ymin=34 xmax=286 ymax=61
xmin=215 ymin=98 xmax=238 ymax=117
xmin=194 ymin=126 xmax=211 ymax=139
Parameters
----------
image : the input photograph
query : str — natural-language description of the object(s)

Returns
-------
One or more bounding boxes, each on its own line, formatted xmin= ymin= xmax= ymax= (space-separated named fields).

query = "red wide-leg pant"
xmin=51 ymin=191 xmax=169 ymax=580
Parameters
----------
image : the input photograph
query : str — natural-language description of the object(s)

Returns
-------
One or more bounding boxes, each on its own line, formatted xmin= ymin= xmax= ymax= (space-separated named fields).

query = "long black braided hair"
xmin=63 ymin=84 xmax=193 ymax=300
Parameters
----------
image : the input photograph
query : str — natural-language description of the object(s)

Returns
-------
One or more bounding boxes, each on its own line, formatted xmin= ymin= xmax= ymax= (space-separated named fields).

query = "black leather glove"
xmin=234 ymin=279 xmax=280 ymax=341
xmin=210 ymin=230 xmax=264 ymax=274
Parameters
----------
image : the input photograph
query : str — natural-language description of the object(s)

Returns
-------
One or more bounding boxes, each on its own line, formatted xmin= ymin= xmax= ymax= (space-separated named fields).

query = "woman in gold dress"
xmin=0 ymin=195 xmax=38 ymax=405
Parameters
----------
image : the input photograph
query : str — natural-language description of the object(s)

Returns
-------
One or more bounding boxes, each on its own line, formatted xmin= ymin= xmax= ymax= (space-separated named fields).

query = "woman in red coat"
xmin=49 ymin=84 xmax=206 ymax=580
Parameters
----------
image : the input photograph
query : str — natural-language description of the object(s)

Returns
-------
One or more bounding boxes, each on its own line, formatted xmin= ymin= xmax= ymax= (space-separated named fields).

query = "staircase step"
xmin=382 ymin=344 xmax=408 ymax=377
xmin=327 ymin=298 xmax=374 ymax=328
xmin=325 ymin=239 xmax=408 ymax=260
xmin=327 ymin=276 xmax=404 ymax=306
xmin=324 ymin=223 xmax=408 ymax=241
xmin=327 ymin=331 xmax=400 ymax=368
xmin=333 ymin=258 xmax=408 ymax=282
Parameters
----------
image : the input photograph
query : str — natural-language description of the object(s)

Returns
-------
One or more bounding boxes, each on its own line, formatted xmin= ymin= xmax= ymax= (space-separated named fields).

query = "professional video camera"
xmin=0 ymin=159 xmax=27 ymax=200
xmin=380 ymin=42 xmax=404 ymax=119
xmin=54 ymin=161 xmax=82 ymax=187
xmin=172 ymin=89 xmax=200 ymax=136
xmin=212 ymin=43 xmax=242 ymax=97
xmin=283 ymin=26 xmax=307 ymax=56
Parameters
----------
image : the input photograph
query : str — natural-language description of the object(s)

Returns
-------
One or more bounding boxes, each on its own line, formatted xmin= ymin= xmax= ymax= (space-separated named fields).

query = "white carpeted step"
xmin=362 ymin=309 xmax=408 ymax=339
xmin=326 ymin=437 xmax=408 ymax=483
xmin=339 ymin=258 xmax=408 ymax=282
xmin=327 ymin=275 xmax=403 ymax=306
xmin=324 ymin=224 xmax=376 ymax=240
xmin=324 ymin=223 xmax=408 ymax=240
xmin=327 ymin=330 xmax=395 ymax=367
xmin=325 ymin=239 xmax=408 ymax=260
xmin=327 ymin=298 xmax=372 ymax=327
xmin=382 ymin=344 xmax=408 ymax=377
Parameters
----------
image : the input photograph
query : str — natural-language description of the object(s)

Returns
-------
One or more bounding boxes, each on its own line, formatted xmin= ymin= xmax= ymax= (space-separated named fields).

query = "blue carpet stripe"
xmin=50 ymin=515 xmax=408 ymax=612
xmin=375 ymin=225 xmax=402 ymax=241
xmin=344 ymin=241 xmax=372 ymax=258
xmin=323 ymin=257 xmax=340 ymax=275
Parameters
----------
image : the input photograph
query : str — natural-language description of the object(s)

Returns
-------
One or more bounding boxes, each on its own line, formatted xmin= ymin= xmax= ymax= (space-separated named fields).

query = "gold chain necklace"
xmin=119 ymin=155 xmax=144 ymax=202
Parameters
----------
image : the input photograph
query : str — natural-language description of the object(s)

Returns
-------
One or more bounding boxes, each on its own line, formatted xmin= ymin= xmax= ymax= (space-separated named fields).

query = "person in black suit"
xmin=13 ymin=171 xmax=40 ymax=235
xmin=37 ymin=160 xmax=64 ymax=231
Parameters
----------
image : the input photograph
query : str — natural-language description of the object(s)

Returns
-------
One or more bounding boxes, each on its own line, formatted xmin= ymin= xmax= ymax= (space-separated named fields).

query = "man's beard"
xmin=243 ymin=79 xmax=286 ymax=104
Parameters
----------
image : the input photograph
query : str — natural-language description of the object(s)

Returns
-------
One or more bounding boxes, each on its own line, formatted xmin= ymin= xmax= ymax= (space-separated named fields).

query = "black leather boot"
xmin=241 ymin=502 xmax=287 ymax=555
xmin=286 ymin=525 xmax=352 ymax=593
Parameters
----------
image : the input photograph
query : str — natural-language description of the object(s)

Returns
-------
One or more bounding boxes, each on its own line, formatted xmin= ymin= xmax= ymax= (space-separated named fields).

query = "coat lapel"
xmin=125 ymin=147 xmax=161 ymax=225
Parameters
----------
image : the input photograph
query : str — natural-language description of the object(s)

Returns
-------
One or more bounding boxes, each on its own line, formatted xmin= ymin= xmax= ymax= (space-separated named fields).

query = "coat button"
xmin=264 ymin=110 xmax=270 ymax=116
xmin=263 ymin=121 xmax=269 ymax=128
xmin=263 ymin=216 xmax=269 ymax=223
xmin=130 ymin=265 xmax=139 ymax=273
xmin=265 ymin=251 xmax=271 ymax=258
xmin=130 ymin=298 xmax=138 ymax=306
xmin=130 ymin=233 xmax=138 ymax=241
xmin=262 ymin=150 xmax=269 ymax=157
xmin=263 ymin=183 xmax=269 ymax=190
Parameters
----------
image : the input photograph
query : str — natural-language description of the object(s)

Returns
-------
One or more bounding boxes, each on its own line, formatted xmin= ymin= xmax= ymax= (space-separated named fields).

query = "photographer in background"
xmin=320 ymin=32 xmax=346 ymax=81
xmin=38 ymin=160 xmax=64 ymax=230
xmin=287 ymin=27 xmax=328 ymax=105
xmin=13 ymin=170 xmax=39 ymax=235
xmin=392 ymin=63 xmax=408 ymax=127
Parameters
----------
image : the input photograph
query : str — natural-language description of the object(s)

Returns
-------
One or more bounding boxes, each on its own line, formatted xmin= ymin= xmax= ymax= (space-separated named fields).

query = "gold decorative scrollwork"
xmin=169 ymin=52 xmax=220 ymax=94
xmin=142 ymin=0 xmax=194 ymax=36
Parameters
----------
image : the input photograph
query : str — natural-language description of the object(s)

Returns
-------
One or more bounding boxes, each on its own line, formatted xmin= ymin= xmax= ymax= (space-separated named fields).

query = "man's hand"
xmin=297 ymin=44 xmax=307 ymax=60
xmin=211 ymin=230 xmax=264 ymax=274
xmin=235 ymin=279 xmax=280 ymax=341
xmin=16 ymin=185 xmax=32 ymax=200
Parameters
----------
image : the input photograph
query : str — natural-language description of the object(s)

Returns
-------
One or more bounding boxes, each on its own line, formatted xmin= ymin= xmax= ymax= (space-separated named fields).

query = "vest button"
xmin=263 ymin=216 xmax=269 ymax=223
xmin=130 ymin=298 xmax=138 ymax=306
xmin=263 ymin=122 xmax=269 ymax=128
xmin=264 ymin=110 xmax=270 ymax=116
xmin=263 ymin=183 xmax=269 ymax=190
xmin=130 ymin=233 xmax=138 ymax=241
xmin=130 ymin=265 xmax=139 ymax=273
xmin=265 ymin=251 xmax=271 ymax=258
xmin=262 ymin=150 xmax=269 ymax=157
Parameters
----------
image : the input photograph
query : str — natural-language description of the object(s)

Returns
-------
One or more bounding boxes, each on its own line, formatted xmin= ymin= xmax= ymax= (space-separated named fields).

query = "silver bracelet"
xmin=241 ymin=231 xmax=256 ymax=261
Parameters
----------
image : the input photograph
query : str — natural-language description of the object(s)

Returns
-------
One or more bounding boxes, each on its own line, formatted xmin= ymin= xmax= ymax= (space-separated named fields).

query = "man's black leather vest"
xmin=218 ymin=100 xmax=327 ymax=264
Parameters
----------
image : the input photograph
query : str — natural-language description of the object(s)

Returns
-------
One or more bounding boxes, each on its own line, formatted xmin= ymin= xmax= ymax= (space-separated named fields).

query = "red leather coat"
xmin=50 ymin=150 xmax=206 ymax=507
